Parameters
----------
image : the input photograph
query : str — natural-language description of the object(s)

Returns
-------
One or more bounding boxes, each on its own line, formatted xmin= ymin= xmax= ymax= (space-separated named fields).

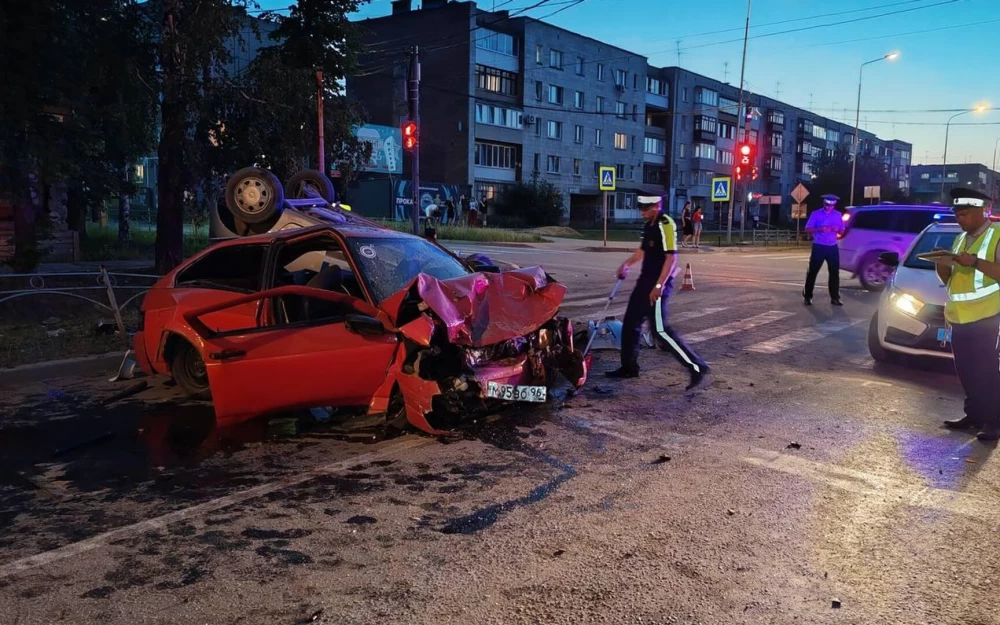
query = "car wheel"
xmin=224 ymin=167 xmax=284 ymax=225
xmin=172 ymin=340 xmax=212 ymax=400
xmin=868 ymin=312 xmax=893 ymax=364
xmin=285 ymin=169 xmax=336 ymax=203
xmin=859 ymin=251 xmax=892 ymax=292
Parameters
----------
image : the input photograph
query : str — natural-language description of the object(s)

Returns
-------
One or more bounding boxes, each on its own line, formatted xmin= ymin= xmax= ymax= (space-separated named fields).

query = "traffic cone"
xmin=681 ymin=263 xmax=696 ymax=291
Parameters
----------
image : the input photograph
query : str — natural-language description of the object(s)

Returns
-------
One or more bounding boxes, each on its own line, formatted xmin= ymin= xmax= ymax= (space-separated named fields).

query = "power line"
xmin=808 ymin=16 xmax=1000 ymax=46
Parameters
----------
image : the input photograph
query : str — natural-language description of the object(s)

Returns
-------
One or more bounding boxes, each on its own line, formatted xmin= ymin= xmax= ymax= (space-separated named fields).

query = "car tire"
xmin=859 ymin=251 xmax=892 ymax=292
xmin=285 ymin=169 xmax=336 ymax=203
xmin=172 ymin=340 xmax=212 ymax=400
xmin=868 ymin=312 xmax=894 ymax=364
xmin=224 ymin=167 xmax=284 ymax=225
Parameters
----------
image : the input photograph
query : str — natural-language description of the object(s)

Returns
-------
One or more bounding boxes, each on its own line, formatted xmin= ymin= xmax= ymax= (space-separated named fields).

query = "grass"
xmin=81 ymin=225 xmax=209 ymax=262
xmin=0 ymin=310 xmax=138 ymax=369
xmin=378 ymin=220 xmax=548 ymax=243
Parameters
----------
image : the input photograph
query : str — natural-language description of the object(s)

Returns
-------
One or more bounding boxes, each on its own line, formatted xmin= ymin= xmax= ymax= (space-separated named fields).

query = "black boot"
xmin=802 ymin=290 xmax=812 ymax=306
xmin=976 ymin=428 xmax=1000 ymax=442
xmin=944 ymin=415 xmax=981 ymax=430
xmin=686 ymin=366 xmax=711 ymax=391
xmin=605 ymin=366 xmax=639 ymax=379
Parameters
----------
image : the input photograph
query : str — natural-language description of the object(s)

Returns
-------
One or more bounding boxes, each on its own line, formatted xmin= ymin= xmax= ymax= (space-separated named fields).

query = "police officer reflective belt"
xmin=950 ymin=227 xmax=999 ymax=302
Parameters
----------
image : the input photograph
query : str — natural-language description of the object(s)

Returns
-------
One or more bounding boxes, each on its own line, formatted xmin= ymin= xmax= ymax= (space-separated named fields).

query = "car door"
xmin=183 ymin=285 xmax=398 ymax=424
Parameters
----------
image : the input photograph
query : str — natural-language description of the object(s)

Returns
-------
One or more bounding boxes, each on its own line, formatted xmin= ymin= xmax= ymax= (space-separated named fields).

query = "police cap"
xmin=950 ymin=187 xmax=992 ymax=211
xmin=821 ymin=193 xmax=839 ymax=204
xmin=636 ymin=188 xmax=663 ymax=208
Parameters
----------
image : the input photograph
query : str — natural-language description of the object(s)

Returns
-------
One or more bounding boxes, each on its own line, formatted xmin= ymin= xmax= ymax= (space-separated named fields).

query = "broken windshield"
xmin=346 ymin=236 xmax=470 ymax=303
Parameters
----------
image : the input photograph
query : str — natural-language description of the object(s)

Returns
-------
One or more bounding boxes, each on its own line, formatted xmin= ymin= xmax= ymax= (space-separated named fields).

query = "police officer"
xmin=934 ymin=187 xmax=1000 ymax=441
xmin=802 ymin=193 xmax=845 ymax=306
xmin=606 ymin=193 xmax=710 ymax=390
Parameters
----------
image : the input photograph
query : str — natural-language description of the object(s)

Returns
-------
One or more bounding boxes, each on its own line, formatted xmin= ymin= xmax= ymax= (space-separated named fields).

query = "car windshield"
xmin=346 ymin=235 xmax=471 ymax=303
xmin=904 ymin=230 xmax=960 ymax=270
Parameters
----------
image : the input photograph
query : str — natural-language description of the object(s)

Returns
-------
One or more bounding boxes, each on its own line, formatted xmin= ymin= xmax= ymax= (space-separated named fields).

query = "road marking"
xmin=671 ymin=307 xmax=729 ymax=323
xmin=847 ymin=354 xmax=875 ymax=368
xmin=746 ymin=319 xmax=864 ymax=354
xmin=684 ymin=311 xmax=795 ymax=344
xmin=0 ymin=437 xmax=431 ymax=580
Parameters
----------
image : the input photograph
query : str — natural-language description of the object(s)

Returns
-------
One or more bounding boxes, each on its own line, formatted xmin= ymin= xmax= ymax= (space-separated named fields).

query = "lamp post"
xmin=850 ymin=52 xmax=898 ymax=207
xmin=942 ymin=105 xmax=988 ymax=198
xmin=992 ymin=136 xmax=1000 ymax=205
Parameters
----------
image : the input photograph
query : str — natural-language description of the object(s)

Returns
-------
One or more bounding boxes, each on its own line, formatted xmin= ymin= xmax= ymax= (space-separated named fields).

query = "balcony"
xmin=645 ymin=91 xmax=669 ymax=110
xmin=765 ymin=167 xmax=782 ymax=179
xmin=694 ymin=128 xmax=717 ymax=142
xmin=766 ymin=114 xmax=785 ymax=129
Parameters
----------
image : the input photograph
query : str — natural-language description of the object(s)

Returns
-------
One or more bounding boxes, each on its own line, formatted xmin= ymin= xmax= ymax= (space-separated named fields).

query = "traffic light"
xmin=402 ymin=121 xmax=418 ymax=150
xmin=735 ymin=142 xmax=754 ymax=181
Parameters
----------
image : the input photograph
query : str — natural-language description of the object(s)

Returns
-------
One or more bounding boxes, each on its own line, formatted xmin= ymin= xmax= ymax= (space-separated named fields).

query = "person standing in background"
xmin=680 ymin=201 xmax=693 ymax=247
xmin=692 ymin=205 xmax=704 ymax=248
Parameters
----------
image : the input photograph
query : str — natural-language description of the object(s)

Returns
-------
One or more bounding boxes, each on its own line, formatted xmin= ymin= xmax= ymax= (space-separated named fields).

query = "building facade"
xmin=909 ymin=163 xmax=999 ymax=205
xmin=347 ymin=0 xmax=913 ymax=225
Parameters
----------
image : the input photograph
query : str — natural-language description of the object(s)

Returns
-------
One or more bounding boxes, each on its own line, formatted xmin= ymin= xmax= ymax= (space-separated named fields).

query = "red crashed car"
xmin=133 ymin=224 xmax=589 ymax=435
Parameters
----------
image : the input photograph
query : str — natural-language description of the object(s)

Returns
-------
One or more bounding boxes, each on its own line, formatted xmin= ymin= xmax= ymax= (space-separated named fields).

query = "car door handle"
xmin=209 ymin=348 xmax=245 ymax=361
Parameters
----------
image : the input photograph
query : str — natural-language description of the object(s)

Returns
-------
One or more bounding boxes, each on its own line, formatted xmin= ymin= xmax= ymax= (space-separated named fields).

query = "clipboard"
xmin=915 ymin=250 xmax=956 ymax=262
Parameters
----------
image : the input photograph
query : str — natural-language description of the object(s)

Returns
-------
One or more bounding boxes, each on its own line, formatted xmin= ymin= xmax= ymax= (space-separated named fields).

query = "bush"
xmin=493 ymin=174 xmax=564 ymax=227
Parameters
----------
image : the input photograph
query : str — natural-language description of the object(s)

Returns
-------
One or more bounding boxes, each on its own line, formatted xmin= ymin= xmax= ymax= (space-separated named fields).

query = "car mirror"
xmin=879 ymin=252 xmax=899 ymax=267
xmin=345 ymin=314 xmax=386 ymax=337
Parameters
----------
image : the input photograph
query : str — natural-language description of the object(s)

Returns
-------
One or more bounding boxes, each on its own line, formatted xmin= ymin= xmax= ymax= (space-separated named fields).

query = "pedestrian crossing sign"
xmin=711 ymin=177 xmax=731 ymax=202
xmin=599 ymin=166 xmax=616 ymax=191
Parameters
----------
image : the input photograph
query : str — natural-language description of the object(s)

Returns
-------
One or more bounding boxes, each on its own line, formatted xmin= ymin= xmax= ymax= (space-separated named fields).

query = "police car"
xmin=868 ymin=218 xmax=958 ymax=364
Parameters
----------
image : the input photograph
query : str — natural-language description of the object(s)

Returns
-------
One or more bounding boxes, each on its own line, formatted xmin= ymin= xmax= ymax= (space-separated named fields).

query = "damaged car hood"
xmin=383 ymin=266 xmax=567 ymax=347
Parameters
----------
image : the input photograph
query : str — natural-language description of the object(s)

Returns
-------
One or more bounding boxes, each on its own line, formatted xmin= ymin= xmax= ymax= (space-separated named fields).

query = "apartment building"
xmin=910 ymin=163 xmax=999 ymax=205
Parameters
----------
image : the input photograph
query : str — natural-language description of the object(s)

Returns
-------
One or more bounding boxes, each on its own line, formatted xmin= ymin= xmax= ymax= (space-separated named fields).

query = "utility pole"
xmin=728 ymin=0 xmax=752 ymax=244
xmin=316 ymin=69 xmax=325 ymax=174
xmin=408 ymin=47 xmax=421 ymax=236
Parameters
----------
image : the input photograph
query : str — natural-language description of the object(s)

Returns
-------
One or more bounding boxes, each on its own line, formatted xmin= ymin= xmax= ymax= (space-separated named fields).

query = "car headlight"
xmin=889 ymin=291 xmax=924 ymax=317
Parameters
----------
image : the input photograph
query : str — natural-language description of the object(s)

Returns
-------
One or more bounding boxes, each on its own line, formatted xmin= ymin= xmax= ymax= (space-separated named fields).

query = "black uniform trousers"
xmin=804 ymin=242 xmax=840 ymax=300
xmin=620 ymin=277 xmax=708 ymax=374
xmin=951 ymin=313 xmax=1000 ymax=431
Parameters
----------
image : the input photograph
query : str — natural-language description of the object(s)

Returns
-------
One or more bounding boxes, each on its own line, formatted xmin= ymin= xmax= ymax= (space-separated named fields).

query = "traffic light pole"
xmin=408 ymin=47 xmax=421 ymax=236
xmin=728 ymin=0 xmax=752 ymax=245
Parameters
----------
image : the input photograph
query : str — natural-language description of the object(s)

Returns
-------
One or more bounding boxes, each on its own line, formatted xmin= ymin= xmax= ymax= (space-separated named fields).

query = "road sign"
xmin=864 ymin=185 xmax=881 ymax=199
xmin=791 ymin=203 xmax=807 ymax=219
xmin=791 ymin=183 xmax=809 ymax=204
xmin=711 ymin=176 xmax=731 ymax=202
xmin=599 ymin=166 xmax=616 ymax=191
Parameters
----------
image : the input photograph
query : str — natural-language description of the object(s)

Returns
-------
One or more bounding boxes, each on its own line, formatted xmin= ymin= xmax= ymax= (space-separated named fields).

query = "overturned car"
xmin=133 ymin=224 xmax=589 ymax=435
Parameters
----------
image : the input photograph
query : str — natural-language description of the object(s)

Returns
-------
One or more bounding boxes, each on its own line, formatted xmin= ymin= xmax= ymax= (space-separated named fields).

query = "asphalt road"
xmin=1 ymin=244 xmax=997 ymax=625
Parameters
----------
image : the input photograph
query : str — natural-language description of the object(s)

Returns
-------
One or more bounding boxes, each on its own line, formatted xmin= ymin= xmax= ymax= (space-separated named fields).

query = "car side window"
xmin=901 ymin=210 xmax=935 ymax=234
xmin=175 ymin=244 xmax=267 ymax=293
xmin=852 ymin=211 xmax=893 ymax=231
xmin=270 ymin=235 xmax=370 ymax=326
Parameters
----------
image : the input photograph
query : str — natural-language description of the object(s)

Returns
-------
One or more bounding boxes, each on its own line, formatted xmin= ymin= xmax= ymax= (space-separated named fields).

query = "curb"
xmin=0 ymin=352 xmax=126 ymax=388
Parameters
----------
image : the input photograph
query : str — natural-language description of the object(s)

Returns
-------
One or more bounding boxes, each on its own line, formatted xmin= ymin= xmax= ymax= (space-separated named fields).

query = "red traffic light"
xmin=402 ymin=121 xmax=418 ymax=150
xmin=739 ymin=144 xmax=751 ymax=156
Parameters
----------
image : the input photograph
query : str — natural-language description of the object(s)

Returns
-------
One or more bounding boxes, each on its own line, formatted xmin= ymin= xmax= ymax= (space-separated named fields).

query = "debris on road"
xmin=293 ymin=609 xmax=324 ymax=625
xmin=727 ymin=509 xmax=736 ymax=516
xmin=832 ymin=599 xmax=842 ymax=609
xmin=101 ymin=380 xmax=148 ymax=405
xmin=652 ymin=455 xmax=671 ymax=464
xmin=786 ymin=442 xmax=802 ymax=450
xmin=345 ymin=515 xmax=378 ymax=525
xmin=52 ymin=431 xmax=115 ymax=457
xmin=553 ymin=549 xmax=566 ymax=557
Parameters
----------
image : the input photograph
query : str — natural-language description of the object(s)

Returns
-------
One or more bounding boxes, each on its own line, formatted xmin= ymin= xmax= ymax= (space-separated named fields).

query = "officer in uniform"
xmin=606 ymin=193 xmax=710 ymax=390
xmin=802 ymin=193 xmax=845 ymax=306
xmin=934 ymin=187 xmax=1000 ymax=441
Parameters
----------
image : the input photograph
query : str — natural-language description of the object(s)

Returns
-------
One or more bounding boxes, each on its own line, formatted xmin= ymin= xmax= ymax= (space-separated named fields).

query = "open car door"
xmin=183 ymin=285 xmax=398 ymax=424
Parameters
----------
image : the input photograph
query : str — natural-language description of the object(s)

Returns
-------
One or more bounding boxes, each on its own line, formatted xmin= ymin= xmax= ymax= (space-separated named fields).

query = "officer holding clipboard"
xmin=925 ymin=187 xmax=1000 ymax=441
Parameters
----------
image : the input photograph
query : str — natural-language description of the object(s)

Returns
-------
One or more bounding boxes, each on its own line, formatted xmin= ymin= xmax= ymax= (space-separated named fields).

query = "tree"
xmin=493 ymin=174 xmax=565 ymax=228
xmin=808 ymin=144 xmax=897 ymax=209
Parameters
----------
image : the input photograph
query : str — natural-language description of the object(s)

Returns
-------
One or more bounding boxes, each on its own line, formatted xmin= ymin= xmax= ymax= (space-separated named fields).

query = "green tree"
xmin=493 ymin=174 xmax=565 ymax=228
xmin=807 ymin=144 xmax=899 ymax=209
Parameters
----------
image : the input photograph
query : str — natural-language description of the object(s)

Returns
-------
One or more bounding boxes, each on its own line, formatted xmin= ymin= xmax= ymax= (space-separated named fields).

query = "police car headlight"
xmin=889 ymin=292 xmax=924 ymax=317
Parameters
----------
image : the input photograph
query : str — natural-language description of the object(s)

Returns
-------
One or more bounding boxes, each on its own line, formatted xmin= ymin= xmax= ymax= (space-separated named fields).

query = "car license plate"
xmin=937 ymin=327 xmax=952 ymax=343
xmin=486 ymin=381 xmax=547 ymax=403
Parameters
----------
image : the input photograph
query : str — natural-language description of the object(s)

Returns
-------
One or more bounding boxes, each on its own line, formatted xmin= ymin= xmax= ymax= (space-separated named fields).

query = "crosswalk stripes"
xmin=669 ymin=306 xmax=728 ymax=323
xmin=684 ymin=311 xmax=796 ymax=345
xmin=745 ymin=319 xmax=865 ymax=354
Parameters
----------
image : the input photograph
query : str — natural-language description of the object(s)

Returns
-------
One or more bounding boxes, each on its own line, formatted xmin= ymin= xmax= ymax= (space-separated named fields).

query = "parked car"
xmin=133 ymin=224 xmax=590 ymax=436
xmin=839 ymin=203 xmax=953 ymax=291
xmin=868 ymin=220 xmax=958 ymax=365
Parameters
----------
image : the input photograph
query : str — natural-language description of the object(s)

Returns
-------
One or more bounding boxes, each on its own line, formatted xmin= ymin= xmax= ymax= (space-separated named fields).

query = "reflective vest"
xmin=945 ymin=223 xmax=1000 ymax=324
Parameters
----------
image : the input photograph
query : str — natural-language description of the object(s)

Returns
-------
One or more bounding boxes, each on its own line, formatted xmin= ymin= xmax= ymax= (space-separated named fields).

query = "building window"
xmin=595 ymin=128 xmax=603 ymax=146
xmin=615 ymin=68 xmax=627 ymax=86
xmin=812 ymin=125 xmax=827 ymax=141
xmin=476 ymin=65 xmax=518 ymax=96
xmin=749 ymin=129 xmax=758 ymax=144
xmin=475 ymin=30 xmax=518 ymax=57
xmin=644 ymin=136 xmax=666 ymax=155
xmin=535 ymin=81 xmax=542 ymax=101
xmin=546 ymin=155 xmax=560 ymax=173
xmin=549 ymin=49 xmax=563 ymax=69
xmin=616 ymin=164 xmax=626 ymax=179
xmin=475 ymin=103 xmax=524 ymax=130
xmin=546 ymin=120 xmax=563 ymax=139
xmin=694 ymin=116 xmax=717 ymax=133
xmin=533 ymin=153 xmax=540 ymax=172
xmin=593 ymin=162 xmax=600 ymax=177
xmin=678 ymin=143 xmax=686 ymax=158
xmin=574 ymin=90 xmax=584 ymax=109
xmin=573 ymin=158 xmax=582 ymax=176
xmin=596 ymin=96 xmax=604 ymax=113
xmin=717 ymin=149 xmax=734 ymax=166
xmin=682 ymin=87 xmax=688 ymax=102
xmin=535 ymin=44 xmax=542 ymax=64
xmin=474 ymin=141 xmax=516 ymax=169
xmin=693 ymin=143 xmax=716 ymax=160
xmin=920 ymin=172 xmax=930 ymax=180
xmin=647 ymin=76 xmax=665 ymax=95
xmin=770 ymin=132 xmax=783 ymax=148
xmin=695 ymin=88 xmax=718 ymax=107
xmin=769 ymin=155 xmax=782 ymax=170
xmin=535 ymin=116 xmax=542 ymax=137
xmin=576 ymin=56 xmax=584 ymax=75
xmin=718 ymin=96 xmax=739 ymax=115
xmin=548 ymin=85 xmax=563 ymax=105
xmin=614 ymin=132 xmax=628 ymax=150
xmin=718 ymin=122 xmax=736 ymax=140
xmin=827 ymin=130 xmax=840 ymax=143
xmin=597 ymin=63 xmax=605 ymax=81
xmin=632 ymin=104 xmax=638 ymax=121
xmin=574 ymin=124 xmax=584 ymax=144
xmin=767 ymin=110 xmax=784 ymax=126
xmin=615 ymin=101 xmax=626 ymax=119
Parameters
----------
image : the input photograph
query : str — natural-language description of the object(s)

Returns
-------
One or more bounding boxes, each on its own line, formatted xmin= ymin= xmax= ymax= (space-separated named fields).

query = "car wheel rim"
xmin=234 ymin=177 xmax=271 ymax=215
xmin=185 ymin=350 xmax=207 ymax=386
xmin=865 ymin=262 xmax=888 ymax=286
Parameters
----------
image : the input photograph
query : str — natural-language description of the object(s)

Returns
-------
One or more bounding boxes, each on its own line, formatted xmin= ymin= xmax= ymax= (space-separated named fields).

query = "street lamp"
xmin=942 ymin=104 xmax=988 ymax=198
xmin=850 ymin=52 xmax=899 ymax=207
xmin=992 ymin=136 xmax=1000 ymax=204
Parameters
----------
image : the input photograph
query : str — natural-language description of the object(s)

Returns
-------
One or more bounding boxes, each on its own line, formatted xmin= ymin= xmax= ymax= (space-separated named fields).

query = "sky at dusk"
xmin=258 ymin=0 xmax=1000 ymax=169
